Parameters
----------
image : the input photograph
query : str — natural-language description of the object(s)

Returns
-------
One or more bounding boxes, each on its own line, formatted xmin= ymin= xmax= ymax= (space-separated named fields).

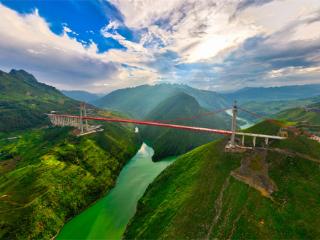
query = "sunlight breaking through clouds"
xmin=0 ymin=0 xmax=319 ymax=92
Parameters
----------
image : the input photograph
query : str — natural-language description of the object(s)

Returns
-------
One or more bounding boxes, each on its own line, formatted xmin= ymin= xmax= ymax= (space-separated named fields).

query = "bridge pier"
xmin=253 ymin=136 xmax=256 ymax=147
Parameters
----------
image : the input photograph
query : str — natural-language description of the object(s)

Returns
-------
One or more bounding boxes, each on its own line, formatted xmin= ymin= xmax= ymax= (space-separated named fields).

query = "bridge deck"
xmin=48 ymin=114 xmax=286 ymax=140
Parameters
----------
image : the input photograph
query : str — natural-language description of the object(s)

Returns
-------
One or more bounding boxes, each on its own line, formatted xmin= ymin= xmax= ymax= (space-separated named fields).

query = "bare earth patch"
xmin=231 ymin=150 xmax=278 ymax=198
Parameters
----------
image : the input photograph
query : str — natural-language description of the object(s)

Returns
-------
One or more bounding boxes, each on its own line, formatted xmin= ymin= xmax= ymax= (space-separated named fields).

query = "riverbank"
xmin=0 ymin=126 xmax=140 ymax=239
xmin=57 ymin=143 xmax=176 ymax=240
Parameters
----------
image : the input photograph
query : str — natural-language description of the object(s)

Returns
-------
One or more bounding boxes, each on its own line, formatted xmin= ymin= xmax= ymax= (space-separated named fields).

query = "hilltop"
xmin=0 ymin=69 xmax=78 ymax=131
xmin=125 ymin=120 xmax=320 ymax=239
xmin=142 ymin=92 xmax=230 ymax=160
xmin=93 ymin=84 xmax=228 ymax=118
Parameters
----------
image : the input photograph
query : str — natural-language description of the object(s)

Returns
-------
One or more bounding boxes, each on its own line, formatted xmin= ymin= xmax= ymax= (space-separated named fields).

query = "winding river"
xmin=225 ymin=109 xmax=253 ymax=129
xmin=57 ymin=143 xmax=175 ymax=240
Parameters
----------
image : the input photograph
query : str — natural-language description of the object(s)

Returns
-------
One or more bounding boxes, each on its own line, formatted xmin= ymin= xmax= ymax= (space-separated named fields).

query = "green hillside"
xmin=94 ymin=84 xmax=228 ymax=118
xmin=0 ymin=69 xmax=142 ymax=239
xmin=125 ymin=120 xmax=320 ymax=239
xmin=223 ymin=84 xmax=320 ymax=103
xmin=239 ymin=96 xmax=320 ymax=122
xmin=276 ymin=102 xmax=320 ymax=125
xmin=0 ymin=69 xmax=78 ymax=132
xmin=141 ymin=92 xmax=230 ymax=161
xmin=0 ymin=123 xmax=141 ymax=239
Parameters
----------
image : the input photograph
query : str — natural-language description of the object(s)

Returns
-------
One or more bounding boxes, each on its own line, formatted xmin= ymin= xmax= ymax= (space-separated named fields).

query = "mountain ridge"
xmin=93 ymin=83 xmax=228 ymax=118
xmin=0 ymin=69 xmax=78 ymax=131
xmin=141 ymin=92 xmax=230 ymax=160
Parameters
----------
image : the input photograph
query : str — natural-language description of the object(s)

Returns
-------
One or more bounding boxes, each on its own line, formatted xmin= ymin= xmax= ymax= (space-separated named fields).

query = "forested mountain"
xmin=0 ymin=124 xmax=140 ymax=239
xmin=125 ymin=120 xmax=320 ymax=239
xmin=0 ymin=69 xmax=142 ymax=239
xmin=0 ymin=69 xmax=78 ymax=131
xmin=94 ymin=84 xmax=228 ymax=118
xmin=141 ymin=92 xmax=230 ymax=160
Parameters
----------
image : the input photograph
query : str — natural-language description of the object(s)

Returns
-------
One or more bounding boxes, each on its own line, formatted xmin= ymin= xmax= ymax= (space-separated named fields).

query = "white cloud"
xmin=1 ymin=0 xmax=320 ymax=93
xmin=0 ymin=4 xmax=123 ymax=92
xmin=108 ymin=0 xmax=261 ymax=63
xmin=268 ymin=66 xmax=320 ymax=79
xmin=104 ymin=20 xmax=122 ymax=31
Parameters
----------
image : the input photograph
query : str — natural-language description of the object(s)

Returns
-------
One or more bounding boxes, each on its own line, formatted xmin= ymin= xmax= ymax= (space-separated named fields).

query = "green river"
xmin=57 ymin=143 xmax=175 ymax=240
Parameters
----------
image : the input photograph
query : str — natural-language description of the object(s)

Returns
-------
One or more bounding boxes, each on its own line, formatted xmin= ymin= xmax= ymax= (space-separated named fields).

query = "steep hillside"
xmin=0 ymin=69 xmax=78 ymax=131
xmin=0 ymin=123 xmax=141 ymax=239
xmin=223 ymin=84 xmax=320 ymax=103
xmin=141 ymin=92 xmax=230 ymax=161
xmin=0 ymin=69 xmax=142 ymax=239
xmin=93 ymin=84 xmax=228 ymax=118
xmin=62 ymin=90 xmax=101 ymax=103
xmin=125 ymin=121 xmax=320 ymax=239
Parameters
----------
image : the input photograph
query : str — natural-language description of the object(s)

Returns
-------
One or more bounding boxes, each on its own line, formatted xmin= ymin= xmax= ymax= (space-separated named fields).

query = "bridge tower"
xmin=230 ymin=101 xmax=238 ymax=147
xmin=79 ymin=103 xmax=89 ymax=134
xmin=80 ymin=103 xmax=84 ymax=133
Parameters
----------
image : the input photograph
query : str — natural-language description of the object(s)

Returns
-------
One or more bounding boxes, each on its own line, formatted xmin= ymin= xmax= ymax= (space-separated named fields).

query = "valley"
xmin=0 ymin=69 xmax=319 ymax=239
xmin=1 ymin=2 xmax=320 ymax=239
xmin=57 ymin=143 xmax=175 ymax=240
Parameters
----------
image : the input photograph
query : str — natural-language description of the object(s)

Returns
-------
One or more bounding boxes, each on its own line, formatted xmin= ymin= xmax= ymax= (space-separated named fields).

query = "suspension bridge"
xmin=47 ymin=102 xmax=288 ymax=150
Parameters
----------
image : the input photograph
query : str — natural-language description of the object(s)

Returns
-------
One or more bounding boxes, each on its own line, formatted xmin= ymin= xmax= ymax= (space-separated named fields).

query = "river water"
xmin=57 ymin=143 xmax=175 ymax=240
xmin=225 ymin=109 xmax=253 ymax=129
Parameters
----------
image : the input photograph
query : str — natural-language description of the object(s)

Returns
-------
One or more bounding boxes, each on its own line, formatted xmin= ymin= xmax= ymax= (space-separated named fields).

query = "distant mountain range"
xmin=93 ymin=83 xmax=320 ymax=118
xmin=141 ymin=92 xmax=230 ymax=160
xmin=62 ymin=90 xmax=102 ymax=103
xmin=223 ymin=84 xmax=320 ymax=103
xmin=93 ymin=84 xmax=228 ymax=118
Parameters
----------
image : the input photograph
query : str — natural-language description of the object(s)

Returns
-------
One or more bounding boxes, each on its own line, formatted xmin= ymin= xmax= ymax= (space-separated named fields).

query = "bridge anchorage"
xmin=47 ymin=102 xmax=286 ymax=147
xmin=48 ymin=103 xmax=103 ymax=136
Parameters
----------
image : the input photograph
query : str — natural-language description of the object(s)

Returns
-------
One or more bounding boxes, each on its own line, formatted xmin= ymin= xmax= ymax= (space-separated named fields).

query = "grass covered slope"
xmin=125 ymin=121 xmax=320 ymax=239
xmin=0 ymin=123 xmax=141 ymax=239
xmin=277 ymin=102 xmax=320 ymax=125
xmin=239 ymin=96 xmax=320 ymax=121
xmin=141 ymin=92 xmax=229 ymax=160
xmin=0 ymin=69 xmax=78 ymax=132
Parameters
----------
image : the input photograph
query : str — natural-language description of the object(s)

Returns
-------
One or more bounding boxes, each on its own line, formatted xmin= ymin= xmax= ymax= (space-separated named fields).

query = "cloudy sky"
xmin=0 ymin=0 xmax=320 ymax=93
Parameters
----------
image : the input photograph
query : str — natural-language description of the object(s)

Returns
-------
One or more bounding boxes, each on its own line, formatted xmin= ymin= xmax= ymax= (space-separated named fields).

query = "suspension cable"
xmin=152 ymin=107 xmax=231 ymax=123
